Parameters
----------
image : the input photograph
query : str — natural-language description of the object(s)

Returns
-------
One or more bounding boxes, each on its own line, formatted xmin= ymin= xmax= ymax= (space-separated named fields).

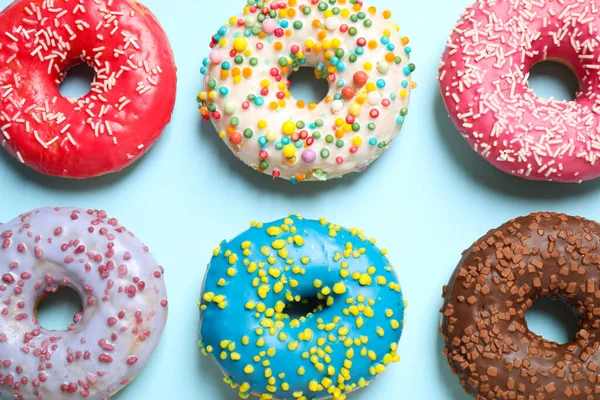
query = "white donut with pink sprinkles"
xmin=0 ymin=207 xmax=168 ymax=400
xmin=439 ymin=0 xmax=600 ymax=182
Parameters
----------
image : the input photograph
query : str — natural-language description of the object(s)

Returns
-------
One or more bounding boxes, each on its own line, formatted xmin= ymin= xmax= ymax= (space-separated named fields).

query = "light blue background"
xmin=0 ymin=0 xmax=591 ymax=399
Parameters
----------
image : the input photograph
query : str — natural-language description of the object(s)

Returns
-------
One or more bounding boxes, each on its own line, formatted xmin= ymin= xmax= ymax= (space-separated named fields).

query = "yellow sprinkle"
xmin=213 ymin=295 xmax=225 ymax=303
xmin=267 ymin=226 xmax=282 ymax=236
xmin=273 ymin=281 xmax=284 ymax=294
xmin=359 ymin=273 xmax=372 ymax=286
xmin=258 ymin=285 xmax=270 ymax=299
xmin=292 ymin=235 xmax=304 ymax=246
xmin=333 ymin=282 xmax=347 ymax=294
xmin=356 ymin=317 xmax=364 ymax=329
xmin=268 ymin=268 xmax=281 ymax=278
xmin=278 ymin=247 xmax=289 ymax=258
xmin=283 ymin=144 xmax=296 ymax=158
xmin=203 ymin=292 xmax=215 ymax=302
xmin=282 ymin=120 xmax=296 ymax=135
xmin=233 ymin=36 xmax=248 ymax=51
xmin=244 ymin=365 xmax=254 ymax=374
xmin=227 ymin=267 xmax=237 ymax=277
xmin=271 ymin=239 xmax=286 ymax=250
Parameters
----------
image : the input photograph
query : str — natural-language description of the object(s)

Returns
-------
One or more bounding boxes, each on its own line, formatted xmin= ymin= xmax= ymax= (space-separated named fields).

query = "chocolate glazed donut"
xmin=441 ymin=212 xmax=600 ymax=400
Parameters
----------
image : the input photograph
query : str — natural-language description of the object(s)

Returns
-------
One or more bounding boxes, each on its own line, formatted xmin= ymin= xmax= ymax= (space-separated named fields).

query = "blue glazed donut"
xmin=198 ymin=215 xmax=405 ymax=400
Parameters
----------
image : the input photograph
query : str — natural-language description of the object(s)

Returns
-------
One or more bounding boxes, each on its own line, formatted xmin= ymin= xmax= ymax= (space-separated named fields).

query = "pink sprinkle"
xmin=262 ymin=19 xmax=277 ymax=34
xmin=126 ymin=356 xmax=138 ymax=365
xmin=126 ymin=285 xmax=136 ymax=298
xmin=98 ymin=354 xmax=113 ymax=363
xmin=209 ymin=50 xmax=223 ymax=64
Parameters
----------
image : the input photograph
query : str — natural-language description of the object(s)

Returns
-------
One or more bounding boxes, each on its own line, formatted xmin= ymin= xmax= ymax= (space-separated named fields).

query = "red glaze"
xmin=0 ymin=0 xmax=176 ymax=178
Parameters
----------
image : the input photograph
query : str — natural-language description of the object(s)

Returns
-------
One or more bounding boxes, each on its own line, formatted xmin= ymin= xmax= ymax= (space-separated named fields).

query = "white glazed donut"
xmin=198 ymin=0 xmax=416 ymax=183
xmin=0 ymin=207 xmax=168 ymax=400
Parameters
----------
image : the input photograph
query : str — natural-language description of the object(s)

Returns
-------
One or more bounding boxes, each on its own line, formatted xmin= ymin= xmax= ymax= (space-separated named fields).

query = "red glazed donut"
xmin=0 ymin=0 xmax=176 ymax=178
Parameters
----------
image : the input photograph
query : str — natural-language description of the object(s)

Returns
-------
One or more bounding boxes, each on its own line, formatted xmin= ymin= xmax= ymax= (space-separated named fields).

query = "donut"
xmin=0 ymin=207 xmax=168 ymax=399
xmin=0 ymin=0 xmax=177 ymax=178
xmin=441 ymin=212 xmax=600 ymax=399
xmin=439 ymin=0 xmax=600 ymax=183
xmin=198 ymin=0 xmax=416 ymax=183
xmin=198 ymin=214 xmax=405 ymax=400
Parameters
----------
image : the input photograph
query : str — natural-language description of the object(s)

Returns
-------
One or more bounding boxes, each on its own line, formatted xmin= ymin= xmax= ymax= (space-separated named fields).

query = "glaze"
xmin=198 ymin=0 xmax=415 ymax=183
xmin=0 ymin=207 xmax=168 ymax=399
xmin=199 ymin=215 xmax=405 ymax=400
xmin=0 ymin=0 xmax=177 ymax=178
xmin=442 ymin=212 xmax=600 ymax=399
xmin=440 ymin=0 xmax=600 ymax=182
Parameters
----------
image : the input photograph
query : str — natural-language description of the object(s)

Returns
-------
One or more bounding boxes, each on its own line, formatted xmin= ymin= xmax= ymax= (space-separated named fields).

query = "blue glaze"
xmin=198 ymin=215 xmax=405 ymax=400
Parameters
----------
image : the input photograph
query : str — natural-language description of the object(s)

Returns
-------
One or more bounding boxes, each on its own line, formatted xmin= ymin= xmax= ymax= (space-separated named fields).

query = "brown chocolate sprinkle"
xmin=440 ymin=212 xmax=600 ymax=400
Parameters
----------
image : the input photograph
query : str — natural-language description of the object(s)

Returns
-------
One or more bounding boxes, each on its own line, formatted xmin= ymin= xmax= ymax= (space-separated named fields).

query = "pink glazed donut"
xmin=439 ymin=0 xmax=600 ymax=183
xmin=0 ymin=207 xmax=168 ymax=400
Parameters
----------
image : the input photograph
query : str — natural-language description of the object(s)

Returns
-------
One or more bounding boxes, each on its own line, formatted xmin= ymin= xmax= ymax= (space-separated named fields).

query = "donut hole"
xmin=58 ymin=63 xmax=96 ymax=99
xmin=287 ymin=67 xmax=330 ymax=105
xmin=283 ymin=295 xmax=329 ymax=320
xmin=525 ymin=296 xmax=579 ymax=344
xmin=528 ymin=61 xmax=580 ymax=102
xmin=36 ymin=286 xmax=83 ymax=331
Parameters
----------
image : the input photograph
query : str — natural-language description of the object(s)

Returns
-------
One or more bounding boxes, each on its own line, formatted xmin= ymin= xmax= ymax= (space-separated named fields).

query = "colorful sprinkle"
xmin=198 ymin=0 xmax=415 ymax=182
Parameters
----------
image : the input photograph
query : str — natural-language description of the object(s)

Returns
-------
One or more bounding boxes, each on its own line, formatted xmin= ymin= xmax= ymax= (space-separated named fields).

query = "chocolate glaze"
xmin=441 ymin=212 xmax=600 ymax=399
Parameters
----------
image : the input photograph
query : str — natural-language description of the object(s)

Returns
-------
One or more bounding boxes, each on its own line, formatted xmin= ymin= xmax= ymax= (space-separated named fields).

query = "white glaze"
xmin=0 ymin=207 xmax=168 ymax=400
xmin=199 ymin=1 xmax=415 ymax=182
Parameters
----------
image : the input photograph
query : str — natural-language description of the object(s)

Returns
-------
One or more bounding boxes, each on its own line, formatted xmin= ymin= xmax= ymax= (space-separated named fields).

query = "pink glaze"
xmin=439 ymin=0 xmax=600 ymax=183
xmin=0 ymin=207 xmax=168 ymax=399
